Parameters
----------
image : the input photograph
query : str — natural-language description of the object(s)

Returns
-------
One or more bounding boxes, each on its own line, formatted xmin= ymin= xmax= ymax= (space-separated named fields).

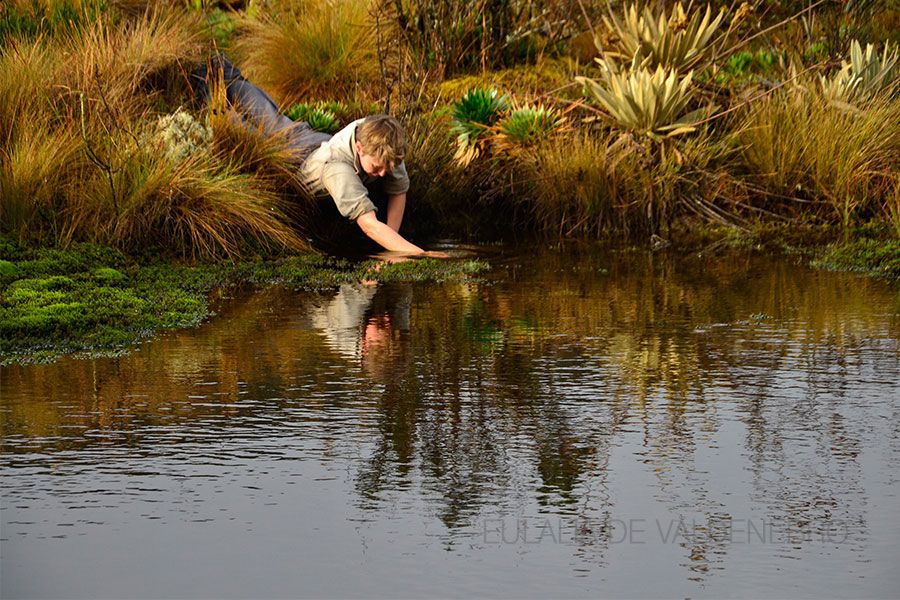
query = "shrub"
xmin=821 ymin=40 xmax=900 ymax=104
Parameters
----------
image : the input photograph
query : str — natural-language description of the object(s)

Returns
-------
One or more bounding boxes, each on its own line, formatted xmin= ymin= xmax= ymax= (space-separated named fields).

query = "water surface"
xmin=2 ymin=245 xmax=899 ymax=598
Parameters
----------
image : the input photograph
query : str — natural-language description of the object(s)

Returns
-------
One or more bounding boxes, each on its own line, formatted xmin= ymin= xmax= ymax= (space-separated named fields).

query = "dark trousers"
xmin=191 ymin=53 xmax=331 ymax=161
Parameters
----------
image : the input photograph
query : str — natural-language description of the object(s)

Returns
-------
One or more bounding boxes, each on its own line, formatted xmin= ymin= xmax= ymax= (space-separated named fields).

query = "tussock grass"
xmin=0 ymin=36 xmax=61 ymax=142
xmin=510 ymin=132 xmax=622 ymax=236
xmin=56 ymin=7 xmax=203 ymax=118
xmin=0 ymin=119 xmax=86 ymax=243
xmin=233 ymin=0 xmax=378 ymax=106
xmin=735 ymin=88 xmax=900 ymax=227
xmin=109 ymin=149 xmax=308 ymax=259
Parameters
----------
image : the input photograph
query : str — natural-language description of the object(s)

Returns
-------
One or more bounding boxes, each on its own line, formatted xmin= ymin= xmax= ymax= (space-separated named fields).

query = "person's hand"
xmin=420 ymin=250 xmax=450 ymax=259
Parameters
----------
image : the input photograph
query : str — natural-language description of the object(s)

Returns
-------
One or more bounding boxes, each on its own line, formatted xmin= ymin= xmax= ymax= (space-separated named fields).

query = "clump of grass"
xmin=509 ymin=132 xmax=622 ymax=236
xmin=234 ymin=0 xmax=378 ymax=105
xmin=107 ymin=144 xmax=308 ymax=259
xmin=735 ymin=87 xmax=900 ymax=228
xmin=0 ymin=118 xmax=86 ymax=244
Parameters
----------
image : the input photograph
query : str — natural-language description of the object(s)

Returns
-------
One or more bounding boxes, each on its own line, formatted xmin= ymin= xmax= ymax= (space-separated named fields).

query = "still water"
xmin=2 ymin=244 xmax=899 ymax=598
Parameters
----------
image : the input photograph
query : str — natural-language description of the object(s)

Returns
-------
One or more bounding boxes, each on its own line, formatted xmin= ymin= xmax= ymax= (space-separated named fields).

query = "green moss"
xmin=364 ymin=258 xmax=486 ymax=283
xmin=0 ymin=239 xmax=488 ymax=364
xmin=0 ymin=260 xmax=22 ymax=284
xmin=812 ymin=238 xmax=900 ymax=280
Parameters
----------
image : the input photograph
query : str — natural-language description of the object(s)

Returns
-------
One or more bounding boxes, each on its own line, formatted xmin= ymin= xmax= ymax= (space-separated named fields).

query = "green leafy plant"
xmin=577 ymin=61 xmax=709 ymax=142
xmin=600 ymin=2 xmax=726 ymax=71
xmin=305 ymin=108 xmax=340 ymax=134
xmin=449 ymin=87 xmax=510 ymax=165
xmin=284 ymin=102 xmax=343 ymax=133
xmin=495 ymin=104 xmax=567 ymax=149
xmin=821 ymin=40 xmax=900 ymax=104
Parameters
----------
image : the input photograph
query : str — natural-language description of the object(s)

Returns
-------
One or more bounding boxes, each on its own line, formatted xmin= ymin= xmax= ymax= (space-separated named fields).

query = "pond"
xmin=2 ymin=244 xmax=899 ymax=598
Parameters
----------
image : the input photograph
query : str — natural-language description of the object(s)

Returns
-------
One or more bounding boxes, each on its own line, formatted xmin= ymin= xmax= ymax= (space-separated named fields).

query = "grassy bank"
xmin=2 ymin=1 xmax=899 ymax=365
xmin=2 ymin=1 xmax=899 ymax=256
xmin=0 ymin=239 xmax=485 ymax=364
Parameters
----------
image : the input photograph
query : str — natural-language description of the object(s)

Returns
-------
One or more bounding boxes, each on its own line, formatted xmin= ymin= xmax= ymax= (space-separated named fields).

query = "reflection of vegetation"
xmin=3 ymin=248 xmax=896 ymax=567
xmin=0 ymin=240 xmax=487 ymax=363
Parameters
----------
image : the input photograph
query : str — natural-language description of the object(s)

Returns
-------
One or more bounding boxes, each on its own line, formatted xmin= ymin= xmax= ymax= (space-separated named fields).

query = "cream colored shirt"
xmin=300 ymin=119 xmax=410 ymax=221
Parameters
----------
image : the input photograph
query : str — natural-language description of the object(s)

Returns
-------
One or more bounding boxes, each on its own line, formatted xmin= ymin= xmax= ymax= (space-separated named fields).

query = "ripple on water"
xmin=2 ymin=250 xmax=899 ymax=598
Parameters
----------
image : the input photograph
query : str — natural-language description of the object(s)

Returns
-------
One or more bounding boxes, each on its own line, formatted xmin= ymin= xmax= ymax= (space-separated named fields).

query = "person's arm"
xmin=356 ymin=211 xmax=424 ymax=254
xmin=385 ymin=192 xmax=407 ymax=232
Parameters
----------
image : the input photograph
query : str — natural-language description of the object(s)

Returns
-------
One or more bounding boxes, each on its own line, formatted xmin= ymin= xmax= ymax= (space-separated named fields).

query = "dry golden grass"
xmin=735 ymin=87 xmax=900 ymax=227
xmin=0 ymin=36 xmax=62 ymax=142
xmin=0 ymin=5 xmax=315 ymax=258
xmin=510 ymin=132 xmax=623 ymax=236
xmin=232 ymin=0 xmax=379 ymax=106
xmin=107 ymin=148 xmax=308 ymax=259
xmin=0 ymin=119 xmax=86 ymax=243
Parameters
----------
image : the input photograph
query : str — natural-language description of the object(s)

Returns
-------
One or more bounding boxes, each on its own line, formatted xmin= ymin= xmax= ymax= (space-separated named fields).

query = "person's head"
xmin=354 ymin=114 xmax=407 ymax=178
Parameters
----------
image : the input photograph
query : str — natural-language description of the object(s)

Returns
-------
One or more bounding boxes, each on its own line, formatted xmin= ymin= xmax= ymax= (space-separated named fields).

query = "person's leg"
xmin=192 ymin=54 xmax=331 ymax=160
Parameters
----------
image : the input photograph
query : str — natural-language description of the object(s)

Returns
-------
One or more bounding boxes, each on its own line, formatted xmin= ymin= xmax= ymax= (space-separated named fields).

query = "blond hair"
xmin=356 ymin=115 xmax=407 ymax=171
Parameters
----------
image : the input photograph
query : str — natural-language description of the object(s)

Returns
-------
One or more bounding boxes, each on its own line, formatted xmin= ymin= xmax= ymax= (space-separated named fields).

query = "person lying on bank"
xmin=191 ymin=54 xmax=447 ymax=257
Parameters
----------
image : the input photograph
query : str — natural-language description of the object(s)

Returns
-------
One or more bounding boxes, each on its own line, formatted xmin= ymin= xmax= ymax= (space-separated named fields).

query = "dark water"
xmin=2 ymin=245 xmax=900 ymax=599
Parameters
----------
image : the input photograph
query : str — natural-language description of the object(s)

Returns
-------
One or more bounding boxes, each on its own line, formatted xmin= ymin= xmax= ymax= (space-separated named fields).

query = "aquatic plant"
xmin=821 ymin=40 xmax=900 ymax=104
xmin=449 ymin=87 xmax=510 ymax=165
xmin=495 ymin=104 xmax=567 ymax=149
xmin=577 ymin=60 xmax=708 ymax=142
xmin=599 ymin=2 xmax=726 ymax=71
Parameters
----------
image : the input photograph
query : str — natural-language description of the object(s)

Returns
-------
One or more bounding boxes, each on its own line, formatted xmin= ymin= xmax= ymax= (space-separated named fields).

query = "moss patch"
xmin=0 ymin=240 xmax=487 ymax=364
xmin=812 ymin=238 xmax=900 ymax=280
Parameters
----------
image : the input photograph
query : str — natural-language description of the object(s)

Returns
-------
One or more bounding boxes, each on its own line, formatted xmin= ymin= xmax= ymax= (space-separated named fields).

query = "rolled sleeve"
xmin=321 ymin=162 xmax=377 ymax=220
xmin=382 ymin=162 xmax=410 ymax=195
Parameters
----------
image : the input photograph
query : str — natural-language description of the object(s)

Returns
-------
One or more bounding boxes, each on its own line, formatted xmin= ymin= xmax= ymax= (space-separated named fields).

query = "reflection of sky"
xmin=2 ymin=248 xmax=899 ymax=598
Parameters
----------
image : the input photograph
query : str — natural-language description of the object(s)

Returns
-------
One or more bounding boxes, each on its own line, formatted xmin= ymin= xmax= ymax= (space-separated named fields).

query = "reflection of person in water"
xmin=310 ymin=282 xmax=412 ymax=381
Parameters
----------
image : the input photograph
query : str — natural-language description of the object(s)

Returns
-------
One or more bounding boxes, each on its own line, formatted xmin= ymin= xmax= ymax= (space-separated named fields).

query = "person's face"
xmin=355 ymin=141 xmax=389 ymax=177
